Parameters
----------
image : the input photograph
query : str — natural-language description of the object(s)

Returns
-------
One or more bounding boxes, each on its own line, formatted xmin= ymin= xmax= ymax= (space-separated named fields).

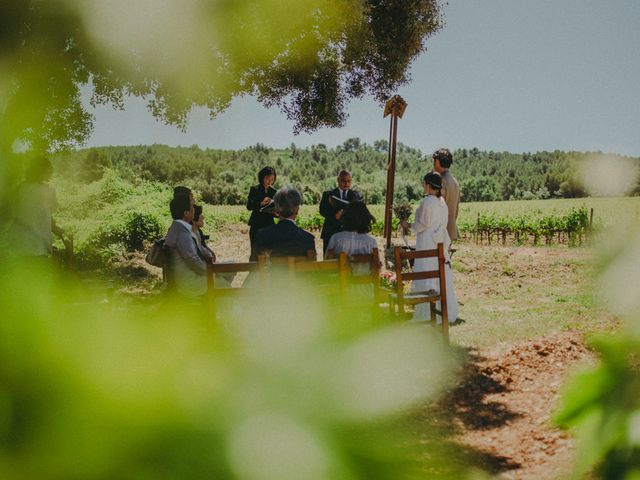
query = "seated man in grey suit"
xmin=164 ymin=194 xmax=208 ymax=298
xmin=255 ymin=186 xmax=316 ymax=258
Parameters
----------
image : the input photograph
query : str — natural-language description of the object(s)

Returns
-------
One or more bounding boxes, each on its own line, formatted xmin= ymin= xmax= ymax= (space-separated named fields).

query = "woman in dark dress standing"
xmin=246 ymin=166 xmax=277 ymax=261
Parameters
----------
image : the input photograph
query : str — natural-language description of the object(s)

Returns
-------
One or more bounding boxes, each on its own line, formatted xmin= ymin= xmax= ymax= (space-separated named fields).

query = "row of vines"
xmin=240 ymin=206 xmax=592 ymax=247
xmin=263 ymin=208 xmax=593 ymax=247
xmin=458 ymin=206 xmax=592 ymax=246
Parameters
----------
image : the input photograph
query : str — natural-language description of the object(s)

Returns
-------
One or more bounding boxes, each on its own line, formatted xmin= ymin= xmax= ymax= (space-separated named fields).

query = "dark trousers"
xmin=249 ymin=226 xmax=259 ymax=262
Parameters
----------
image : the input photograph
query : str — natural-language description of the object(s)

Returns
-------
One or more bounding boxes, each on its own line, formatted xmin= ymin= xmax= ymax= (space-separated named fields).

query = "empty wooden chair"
xmin=388 ymin=243 xmax=450 ymax=344
xmin=340 ymin=248 xmax=381 ymax=303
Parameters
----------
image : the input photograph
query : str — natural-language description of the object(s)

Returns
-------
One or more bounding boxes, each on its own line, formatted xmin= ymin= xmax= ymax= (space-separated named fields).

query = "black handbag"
xmin=145 ymin=238 xmax=166 ymax=267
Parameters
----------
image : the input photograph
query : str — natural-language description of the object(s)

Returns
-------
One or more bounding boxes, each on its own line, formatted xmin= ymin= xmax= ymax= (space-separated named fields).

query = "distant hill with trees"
xmin=54 ymin=140 xmax=640 ymax=205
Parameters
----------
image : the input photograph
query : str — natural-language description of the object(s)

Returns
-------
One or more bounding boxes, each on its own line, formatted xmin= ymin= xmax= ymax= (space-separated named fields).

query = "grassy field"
xmin=446 ymin=243 xmax=616 ymax=348
xmin=456 ymin=196 xmax=640 ymax=228
xmin=211 ymin=196 xmax=640 ymax=224
xmin=207 ymin=196 xmax=640 ymax=237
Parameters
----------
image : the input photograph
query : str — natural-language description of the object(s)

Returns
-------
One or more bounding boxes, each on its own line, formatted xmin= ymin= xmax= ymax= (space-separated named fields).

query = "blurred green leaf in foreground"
xmin=555 ymin=180 xmax=640 ymax=479
xmin=0 ymin=256 xmax=465 ymax=479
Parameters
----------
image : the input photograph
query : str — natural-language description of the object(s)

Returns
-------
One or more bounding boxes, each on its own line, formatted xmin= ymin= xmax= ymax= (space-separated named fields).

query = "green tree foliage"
xmin=53 ymin=143 xmax=640 ymax=206
xmin=0 ymin=0 xmax=444 ymax=158
xmin=460 ymin=176 xmax=499 ymax=202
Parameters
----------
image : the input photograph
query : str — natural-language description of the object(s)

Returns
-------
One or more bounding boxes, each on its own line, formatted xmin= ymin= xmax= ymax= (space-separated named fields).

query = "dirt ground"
xmin=437 ymin=330 xmax=597 ymax=479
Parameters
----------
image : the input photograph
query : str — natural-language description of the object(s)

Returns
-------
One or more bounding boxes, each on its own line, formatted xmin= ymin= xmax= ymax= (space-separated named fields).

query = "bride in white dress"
xmin=401 ymin=172 xmax=459 ymax=323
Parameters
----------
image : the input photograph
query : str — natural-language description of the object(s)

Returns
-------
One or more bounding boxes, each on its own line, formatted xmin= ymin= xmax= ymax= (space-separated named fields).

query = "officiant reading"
xmin=246 ymin=166 xmax=277 ymax=261
xmin=319 ymin=169 xmax=363 ymax=256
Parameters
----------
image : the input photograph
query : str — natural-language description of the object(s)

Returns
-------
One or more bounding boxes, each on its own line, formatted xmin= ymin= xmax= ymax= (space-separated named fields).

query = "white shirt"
xmin=326 ymin=231 xmax=377 ymax=275
xmin=326 ymin=231 xmax=377 ymax=256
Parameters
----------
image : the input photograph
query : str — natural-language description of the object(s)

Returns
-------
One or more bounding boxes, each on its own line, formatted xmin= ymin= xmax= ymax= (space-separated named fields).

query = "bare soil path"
xmin=436 ymin=330 xmax=596 ymax=479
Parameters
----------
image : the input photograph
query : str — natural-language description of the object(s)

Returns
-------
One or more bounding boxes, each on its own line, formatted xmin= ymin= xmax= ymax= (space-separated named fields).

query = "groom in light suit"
xmin=319 ymin=170 xmax=363 ymax=255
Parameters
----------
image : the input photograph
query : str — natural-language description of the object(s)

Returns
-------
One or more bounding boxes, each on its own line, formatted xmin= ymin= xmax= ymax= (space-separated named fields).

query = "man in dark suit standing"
xmin=319 ymin=170 xmax=363 ymax=256
xmin=256 ymin=186 xmax=316 ymax=258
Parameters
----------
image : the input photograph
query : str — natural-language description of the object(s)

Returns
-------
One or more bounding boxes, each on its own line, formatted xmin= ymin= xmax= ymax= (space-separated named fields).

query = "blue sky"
xmin=85 ymin=0 xmax=640 ymax=156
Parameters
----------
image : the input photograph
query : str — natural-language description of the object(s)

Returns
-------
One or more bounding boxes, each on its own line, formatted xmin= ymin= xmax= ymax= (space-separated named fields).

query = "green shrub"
xmin=122 ymin=212 xmax=163 ymax=251
xmin=74 ymin=223 xmax=126 ymax=268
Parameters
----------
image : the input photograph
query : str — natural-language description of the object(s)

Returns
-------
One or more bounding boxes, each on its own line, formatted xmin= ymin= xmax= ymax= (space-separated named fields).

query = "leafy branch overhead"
xmin=0 ymin=0 xmax=444 ymax=152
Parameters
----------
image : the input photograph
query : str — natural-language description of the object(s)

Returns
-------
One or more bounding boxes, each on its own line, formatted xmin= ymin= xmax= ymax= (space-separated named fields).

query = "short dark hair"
xmin=432 ymin=148 xmax=453 ymax=168
xmin=170 ymin=194 xmax=191 ymax=220
xmin=258 ymin=166 xmax=277 ymax=185
xmin=423 ymin=171 xmax=443 ymax=197
xmin=338 ymin=169 xmax=352 ymax=178
xmin=341 ymin=201 xmax=375 ymax=234
xmin=193 ymin=204 xmax=203 ymax=223
xmin=273 ymin=186 xmax=302 ymax=218
xmin=173 ymin=186 xmax=192 ymax=198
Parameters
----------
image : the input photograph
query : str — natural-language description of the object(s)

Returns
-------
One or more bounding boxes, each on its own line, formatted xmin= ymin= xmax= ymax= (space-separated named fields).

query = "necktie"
xmin=342 ymin=190 xmax=346 ymax=200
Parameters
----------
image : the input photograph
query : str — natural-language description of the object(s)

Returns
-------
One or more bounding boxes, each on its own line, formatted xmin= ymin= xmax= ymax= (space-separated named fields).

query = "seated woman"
xmin=327 ymin=201 xmax=378 ymax=302
xmin=400 ymin=171 xmax=459 ymax=324
xmin=191 ymin=205 xmax=215 ymax=262
xmin=192 ymin=205 xmax=232 ymax=287
xmin=246 ymin=166 xmax=277 ymax=261
xmin=326 ymin=201 xmax=378 ymax=275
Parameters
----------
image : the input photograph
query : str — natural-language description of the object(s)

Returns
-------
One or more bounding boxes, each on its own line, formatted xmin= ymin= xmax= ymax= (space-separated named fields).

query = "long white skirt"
xmin=410 ymin=258 xmax=459 ymax=324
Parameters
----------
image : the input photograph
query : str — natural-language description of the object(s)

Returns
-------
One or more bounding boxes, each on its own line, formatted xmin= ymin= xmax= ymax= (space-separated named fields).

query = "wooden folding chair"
xmin=339 ymin=248 xmax=382 ymax=303
xmin=258 ymin=249 xmax=316 ymax=280
xmin=207 ymin=260 xmax=266 ymax=318
xmin=261 ymin=249 xmax=316 ymax=263
xmin=388 ymin=243 xmax=450 ymax=344
xmin=259 ymin=251 xmax=347 ymax=296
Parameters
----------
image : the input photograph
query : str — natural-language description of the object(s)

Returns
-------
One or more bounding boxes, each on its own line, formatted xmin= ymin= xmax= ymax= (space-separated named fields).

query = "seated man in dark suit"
xmin=319 ymin=169 xmax=363 ymax=256
xmin=255 ymin=186 xmax=316 ymax=258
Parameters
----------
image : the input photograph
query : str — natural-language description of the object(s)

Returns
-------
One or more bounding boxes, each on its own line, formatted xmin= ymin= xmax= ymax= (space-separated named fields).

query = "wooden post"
xmin=383 ymin=95 xmax=407 ymax=249
xmin=589 ymin=207 xmax=594 ymax=231
xmin=383 ymin=115 xmax=396 ymax=248
xmin=394 ymin=246 xmax=404 ymax=318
